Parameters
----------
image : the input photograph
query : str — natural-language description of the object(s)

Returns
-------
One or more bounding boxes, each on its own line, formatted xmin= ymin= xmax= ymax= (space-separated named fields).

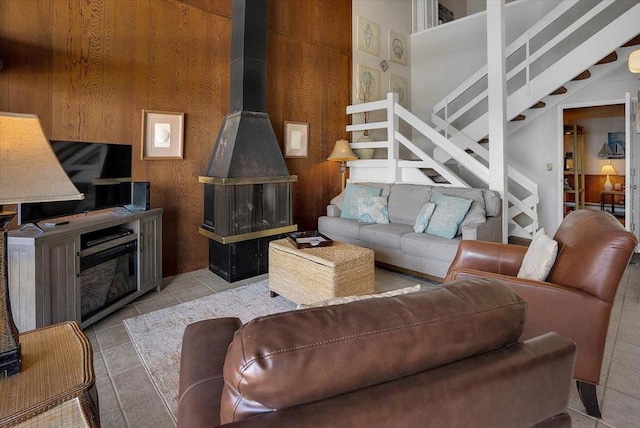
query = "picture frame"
xmin=357 ymin=64 xmax=380 ymax=102
xmin=141 ymin=110 xmax=184 ymax=160
xmin=388 ymin=30 xmax=407 ymax=66
xmin=284 ymin=121 xmax=309 ymax=158
xmin=357 ymin=16 xmax=380 ymax=56
xmin=389 ymin=74 xmax=408 ymax=108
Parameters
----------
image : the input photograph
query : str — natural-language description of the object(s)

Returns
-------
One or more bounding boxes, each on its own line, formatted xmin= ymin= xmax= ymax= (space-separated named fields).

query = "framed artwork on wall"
xmin=389 ymin=74 xmax=408 ymax=108
xmin=284 ymin=121 xmax=309 ymax=158
xmin=357 ymin=64 xmax=380 ymax=102
xmin=388 ymin=30 xmax=407 ymax=66
xmin=141 ymin=110 xmax=184 ymax=160
xmin=357 ymin=16 xmax=380 ymax=56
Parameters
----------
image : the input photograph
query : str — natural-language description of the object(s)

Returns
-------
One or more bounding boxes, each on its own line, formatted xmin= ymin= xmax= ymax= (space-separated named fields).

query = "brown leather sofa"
xmin=446 ymin=209 xmax=637 ymax=418
xmin=177 ymin=278 xmax=576 ymax=427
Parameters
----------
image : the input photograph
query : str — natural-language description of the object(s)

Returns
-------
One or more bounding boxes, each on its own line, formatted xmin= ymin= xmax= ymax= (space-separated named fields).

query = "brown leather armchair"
xmin=178 ymin=278 xmax=576 ymax=427
xmin=445 ymin=209 xmax=637 ymax=418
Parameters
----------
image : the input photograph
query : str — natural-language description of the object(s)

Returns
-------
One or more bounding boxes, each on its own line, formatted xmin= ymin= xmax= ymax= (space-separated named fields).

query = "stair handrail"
xmin=433 ymin=0 xmax=613 ymax=124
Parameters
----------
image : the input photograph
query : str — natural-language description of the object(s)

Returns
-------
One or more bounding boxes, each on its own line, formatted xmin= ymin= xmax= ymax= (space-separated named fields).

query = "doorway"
xmin=558 ymin=96 xmax=639 ymax=249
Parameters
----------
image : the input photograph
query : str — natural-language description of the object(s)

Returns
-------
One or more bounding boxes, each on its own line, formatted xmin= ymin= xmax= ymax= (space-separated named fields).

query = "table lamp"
xmin=328 ymin=139 xmax=358 ymax=190
xmin=0 ymin=112 xmax=83 ymax=377
xmin=600 ymin=163 xmax=617 ymax=191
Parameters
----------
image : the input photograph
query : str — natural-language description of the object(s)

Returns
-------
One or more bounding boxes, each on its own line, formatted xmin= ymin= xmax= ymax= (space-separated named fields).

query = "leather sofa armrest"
xmin=177 ymin=317 xmax=243 ymax=428
xmin=445 ymin=240 xmax=527 ymax=282
xmin=327 ymin=204 xmax=341 ymax=217
xmin=461 ymin=215 xmax=502 ymax=242
xmin=444 ymin=268 xmax=610 ymax=384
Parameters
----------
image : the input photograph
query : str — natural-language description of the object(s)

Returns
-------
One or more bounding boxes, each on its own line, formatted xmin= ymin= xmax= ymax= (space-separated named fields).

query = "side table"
xmin=600 ymin=190 xmax=625 ymax=215
xmin=0 ymin=322 xmax=99 ymax=427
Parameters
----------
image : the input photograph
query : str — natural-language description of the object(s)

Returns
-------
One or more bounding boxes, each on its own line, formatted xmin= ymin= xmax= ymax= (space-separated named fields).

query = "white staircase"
xmin=347 ymin=0 xmax=640 ymax=239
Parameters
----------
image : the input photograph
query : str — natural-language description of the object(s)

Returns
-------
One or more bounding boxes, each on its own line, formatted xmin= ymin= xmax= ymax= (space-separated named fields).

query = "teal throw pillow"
xmin=340 ymin=184 xmax=382 ymax=219
xmin=426 ymin=193 xmax=473 ymax=239
xmin=358 ymin=196 xmax=390 ymax=224
xmin=413 ymin=202 xmax=436 ymax=233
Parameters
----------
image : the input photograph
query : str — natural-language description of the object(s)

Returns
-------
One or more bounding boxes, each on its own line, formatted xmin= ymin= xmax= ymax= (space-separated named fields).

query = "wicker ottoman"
xmin=0 ymin=322 xmax=99 ymax=427
xmin=269 ymin=238 xmax=374 ymax=305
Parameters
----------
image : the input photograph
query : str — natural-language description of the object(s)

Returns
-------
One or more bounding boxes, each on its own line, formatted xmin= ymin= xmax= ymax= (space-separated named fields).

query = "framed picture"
xmin=284 ymin=121 xmax=309 ymax=158
xmin=357 ymin=16 xmax=380 ymax=56
xmin=388 ymin=30 xmax=407 ymax=66
xmin=357 ymin=64 xmax=380 ymax=102
xmin=597 ymin=131 xmax=625 ymax=159
xmin=141 ymin=110 xmax=184 ymax=160
xmin=389 ymin=74 xmax=408 ymax=108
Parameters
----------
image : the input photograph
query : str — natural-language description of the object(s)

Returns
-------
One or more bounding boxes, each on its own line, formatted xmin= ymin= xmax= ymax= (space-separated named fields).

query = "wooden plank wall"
xmin=0 ymin=0 xmax=352 ymax=277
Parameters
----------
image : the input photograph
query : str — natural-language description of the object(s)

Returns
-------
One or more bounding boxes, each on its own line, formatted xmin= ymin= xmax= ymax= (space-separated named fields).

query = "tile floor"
xmin=86 ymin=258 xmax=640 ymax=428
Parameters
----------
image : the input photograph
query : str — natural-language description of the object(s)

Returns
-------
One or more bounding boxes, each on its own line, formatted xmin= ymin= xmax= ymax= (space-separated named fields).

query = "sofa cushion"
xmin=358 ymin=196 xmax=389 ymax=224
xmin=401 ymin=232 xmax=462 ymax=262
xmin=517 ymin=228 xmax=558 ymax=281
xmin=388 ymin=184 xmax=433 ymax=225
xmin=413 ymin=202 xmax=436 ymax=233
xmin=432 ymin=187 xmax=487 ymax=235
xmin=340 ymin=184 xmax=383 ymax=219
xmin=359 ymin=223 xmax=413 ymax=249
xmin=318 ymin=216 xmax=368 ymax=241
xmin=426 ymin=193 xmax=473 ymax=239
xmin=331 ymin=182 xmax=392 ymax=210
xmin=482 ymin=189 xmax=502 ymax=217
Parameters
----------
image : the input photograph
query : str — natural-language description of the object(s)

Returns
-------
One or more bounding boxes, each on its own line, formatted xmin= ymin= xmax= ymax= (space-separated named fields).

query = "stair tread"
xmin=551 ymin=86 xmax=568 ymax=95
xmin=511 ymin=114 xmax=526 ymax=122
xmin=530 ymin=101 xmax=546 ymax=109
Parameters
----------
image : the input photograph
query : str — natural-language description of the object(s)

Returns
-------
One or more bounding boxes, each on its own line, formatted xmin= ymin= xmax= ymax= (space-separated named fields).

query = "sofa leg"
xmin=577 ymin=381 xmax=601 ymax=418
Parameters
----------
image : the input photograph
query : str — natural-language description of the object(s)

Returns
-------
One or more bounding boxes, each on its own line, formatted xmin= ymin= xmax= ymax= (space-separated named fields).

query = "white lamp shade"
xmin=0 ymin=112 xmax=84 ymax=204
xmin=327 ymin=139 xmax=358 ymax=162
xmin=629 ymin=49 xmax=640 ymax=73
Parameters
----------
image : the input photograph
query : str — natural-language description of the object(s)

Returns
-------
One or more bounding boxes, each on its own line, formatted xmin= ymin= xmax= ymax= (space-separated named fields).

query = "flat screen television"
xmin=19 ymin=141 xmax=132 ymax=224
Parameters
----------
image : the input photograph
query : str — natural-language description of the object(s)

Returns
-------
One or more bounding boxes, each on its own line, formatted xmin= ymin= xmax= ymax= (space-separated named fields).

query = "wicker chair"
xmin=445 ymin=209 xmax=637 ymax=418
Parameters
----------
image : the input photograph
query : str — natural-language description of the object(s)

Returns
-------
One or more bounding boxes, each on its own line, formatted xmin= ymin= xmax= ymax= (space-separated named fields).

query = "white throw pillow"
xmin=517 ymin=228 xmax=558 ymax=281
xmin=296 ymin=285 xmax=421 ymax=309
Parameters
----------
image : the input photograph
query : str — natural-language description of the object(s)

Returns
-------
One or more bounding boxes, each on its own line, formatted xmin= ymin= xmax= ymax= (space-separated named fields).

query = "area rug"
xmin=123 ymin=280 xmax=296 ymax=421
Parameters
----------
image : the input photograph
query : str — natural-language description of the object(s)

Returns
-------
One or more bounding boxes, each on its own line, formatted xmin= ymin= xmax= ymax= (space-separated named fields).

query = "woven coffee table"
xmin=269 ymin=238 xmax=374 ymax=305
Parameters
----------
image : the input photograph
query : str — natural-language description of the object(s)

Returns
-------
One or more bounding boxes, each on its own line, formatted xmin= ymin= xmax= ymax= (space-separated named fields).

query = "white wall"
xmin=352 ymin=0 xmax=412 ymax=145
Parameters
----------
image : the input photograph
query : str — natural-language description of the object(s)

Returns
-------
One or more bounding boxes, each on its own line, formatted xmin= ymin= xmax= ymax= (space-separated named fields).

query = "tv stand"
xmin=7 ymin=208 xmax=163 ymax=331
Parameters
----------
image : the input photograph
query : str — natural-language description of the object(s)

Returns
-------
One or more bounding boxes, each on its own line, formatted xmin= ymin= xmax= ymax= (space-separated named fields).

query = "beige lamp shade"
xmin=600 ymin=164 xmax=617 ymax=176
xmin=327 ymin=139 xmax=358 ymax=162
xmin=629 ymin=49 xmax=640 ymax=73
xmin=0 ymin=112 xmax=83 ymax=204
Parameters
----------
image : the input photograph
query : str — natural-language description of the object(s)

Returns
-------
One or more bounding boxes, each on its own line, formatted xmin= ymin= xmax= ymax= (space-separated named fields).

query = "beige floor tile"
xmin=112 ymin=365 xmax=175 ymax=427
xmin=567 ymin=409 xmax=597 ymax=428
xmin=606 ymin=361 xmax=640 ymax=401
xmin=96 ymin=377 xmax=127 ymax=428
xmin=611 ymin=340 xmax=640 ymax=370
xmin=172 ymin=283 xmax=216 ymax=303
xmin=619 ymin=309 xmax=640 ymax=328
xmin=164 ymin=275 xmax=206 ymax=293
xmin=93 ymin=352 xmax=108 ymax=382
xmin=102 ymin=341 xmax=143 ymax=377
xmin=240 ymin=273 xmax=270 ymax=285
xmin=92 ymin=304 xmax=140 ymax=331
xmin=600 ymin=388 xmax=640 ymax=428
xmin=206 ymin=278 xmax=245 ymax=293
xmin=95 ymin=324 xmax=131 ymax=352
xmin=134 ymin=292 xmax=181 ymax=315
xmin=616 ymin=322 xmax=640 ymax=346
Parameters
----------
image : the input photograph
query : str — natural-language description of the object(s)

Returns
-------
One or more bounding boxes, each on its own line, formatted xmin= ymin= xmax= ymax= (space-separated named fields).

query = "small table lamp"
xmin=600 ymin=163 xmax=617 ymax=191
xmin=328 ymin=139 xmax=358 ymax=190
xmin=0 ymin=112 xmax=83 ymax=377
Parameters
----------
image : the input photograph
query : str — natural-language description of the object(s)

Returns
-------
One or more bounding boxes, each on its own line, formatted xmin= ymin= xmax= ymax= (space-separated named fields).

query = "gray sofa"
xmin=318 ymin=183 xmax=502 ymax=280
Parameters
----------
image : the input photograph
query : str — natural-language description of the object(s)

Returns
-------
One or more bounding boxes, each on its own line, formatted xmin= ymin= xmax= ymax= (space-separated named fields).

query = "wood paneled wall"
xmin=0 ymin=0 xmax=352 ymax=277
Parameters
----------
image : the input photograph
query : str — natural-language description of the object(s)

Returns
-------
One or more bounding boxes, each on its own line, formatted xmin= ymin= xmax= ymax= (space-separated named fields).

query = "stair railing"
xmin=347 ymin=93 xmax=539 ymax=238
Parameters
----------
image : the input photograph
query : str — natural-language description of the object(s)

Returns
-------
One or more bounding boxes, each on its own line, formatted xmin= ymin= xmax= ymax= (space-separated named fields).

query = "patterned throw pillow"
xmin=340 ymin=184 xmax=383 ymax=219
xmin=425 ymin=193 xmax=473 ymax=239
xmin=358 ymin=196 xmax=390 ymax=224
xmin=517 ymin=228 xmax=558 ymax=281
xmin=413 ymin=202 xmax=436 ymax=233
